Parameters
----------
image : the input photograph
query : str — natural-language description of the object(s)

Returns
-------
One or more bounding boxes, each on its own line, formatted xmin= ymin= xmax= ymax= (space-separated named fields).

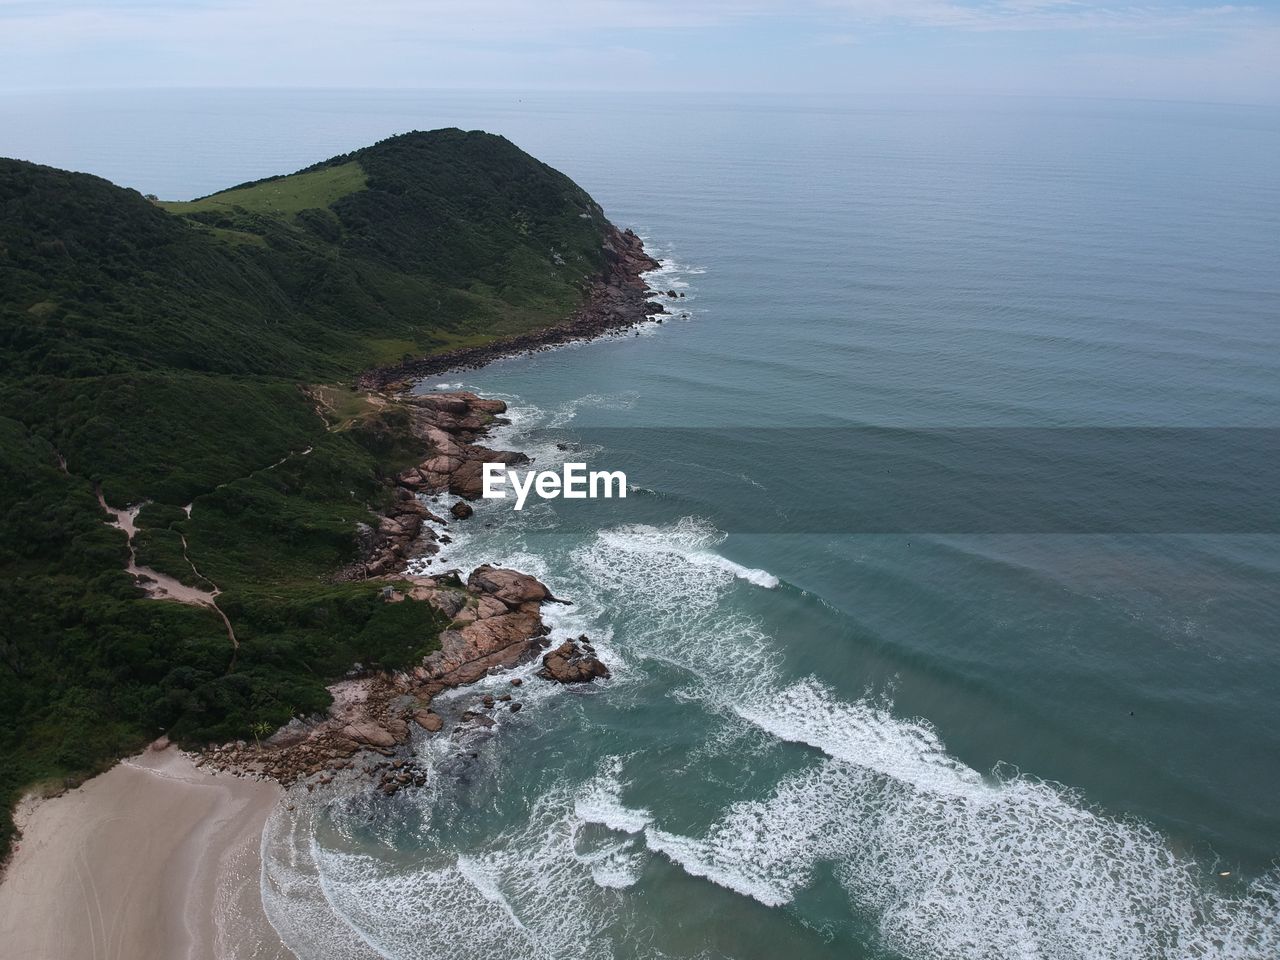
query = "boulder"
xmin=398 ymin=469 xmax=428 ymax=490
xmin=385 ymin=718 xmax=409 ymax=740
xmin=415 ymin=394 xmax=472 ymax=416
xmin=466 ymin=565 xmax=550 ymax=607
xmin=449 ymin=460 xmax=486 ymax=499
xmin=341 ymin=721 xmax=397 ymax=748
xmin=467 ymin=396 xmax=508 ymax=416
xmin=423 ymin=609 xmax=545 ymax=686
xmin=414 ymin=711 xmax=444 ymax=733
xmin=450 ymin=501 xmax=474 ymax=520
xmin=537 ymin=639 xmax=610 ymax=685
xmin=393 ymin=499 xmax=429 ymax=517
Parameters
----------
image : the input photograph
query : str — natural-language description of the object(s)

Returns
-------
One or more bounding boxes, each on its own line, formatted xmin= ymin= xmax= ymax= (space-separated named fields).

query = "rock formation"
xmin=537 ymin=636 xmax=611 ymax=684
xmin=200 ymin=391 xmax=614 ymax=796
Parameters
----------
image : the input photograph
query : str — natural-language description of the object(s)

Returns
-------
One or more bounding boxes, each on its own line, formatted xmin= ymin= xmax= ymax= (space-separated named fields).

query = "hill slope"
xmin=2 ymin=127 xmax=613 ymax=383
xmin=0 ymin=130 xmax=658 ymax=851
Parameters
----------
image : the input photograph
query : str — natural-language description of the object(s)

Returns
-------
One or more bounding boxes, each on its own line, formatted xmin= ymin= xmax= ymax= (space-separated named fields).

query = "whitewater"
xmin=259 ymin=374 xmax=1280 ymax=960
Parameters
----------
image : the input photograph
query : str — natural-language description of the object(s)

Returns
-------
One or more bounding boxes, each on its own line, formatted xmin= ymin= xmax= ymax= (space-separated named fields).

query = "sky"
xmin=1 ymin=1 xmax=1278 ymax=104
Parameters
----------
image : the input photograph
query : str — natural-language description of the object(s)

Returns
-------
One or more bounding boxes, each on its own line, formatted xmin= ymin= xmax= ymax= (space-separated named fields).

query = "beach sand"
xmin=0 ymin=745 xmax=295 ymax=960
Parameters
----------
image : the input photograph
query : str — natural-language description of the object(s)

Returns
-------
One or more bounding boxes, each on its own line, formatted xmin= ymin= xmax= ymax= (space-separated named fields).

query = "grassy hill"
xmin=159 ymin=161 xmax=369 ymax=217
xmin=0 ymin=129 xmax=618 ymax=850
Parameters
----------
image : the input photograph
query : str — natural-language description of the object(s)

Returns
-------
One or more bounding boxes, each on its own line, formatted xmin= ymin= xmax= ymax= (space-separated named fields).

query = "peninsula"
xmin=0 ymin=127 xmax=662 ymax=888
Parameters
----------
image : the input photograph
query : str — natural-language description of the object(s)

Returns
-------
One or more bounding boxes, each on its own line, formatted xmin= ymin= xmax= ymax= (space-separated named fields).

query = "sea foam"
xmin=574 ymin=515 xmax=1280 ymax=958
xmin=270 ymin=386 xmax=1280 ymax=959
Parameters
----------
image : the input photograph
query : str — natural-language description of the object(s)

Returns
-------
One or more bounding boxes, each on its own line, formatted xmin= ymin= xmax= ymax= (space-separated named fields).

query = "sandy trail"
xmin=0 ymin=747 xmax=294 ymax=960
xmin=97 ymin=491 xmax=239 ymax=654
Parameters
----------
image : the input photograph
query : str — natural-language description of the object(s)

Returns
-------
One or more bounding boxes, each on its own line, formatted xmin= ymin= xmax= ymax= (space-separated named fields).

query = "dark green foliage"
xmin=15 ymin=373 xmax=328 ymax=505
xmin=0 ymin=130 xmax=608 ymax=850
xmin=0 ymin=129 xmax=606 ymax=382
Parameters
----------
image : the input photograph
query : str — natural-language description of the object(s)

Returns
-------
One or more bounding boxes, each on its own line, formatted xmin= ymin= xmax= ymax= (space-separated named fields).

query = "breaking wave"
xmin=572 ymin=516 xmax=1280 ymax=958
xmin=265 ymin=381 xmax=1279 ymax=960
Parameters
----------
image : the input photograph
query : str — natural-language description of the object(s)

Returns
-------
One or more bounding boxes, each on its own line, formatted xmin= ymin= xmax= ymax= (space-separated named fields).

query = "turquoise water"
xmin=5 ymin=90 xmax=1279 ymax=958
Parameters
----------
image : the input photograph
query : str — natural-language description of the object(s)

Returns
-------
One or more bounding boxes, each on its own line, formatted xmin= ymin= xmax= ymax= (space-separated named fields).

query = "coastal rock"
xmin=341 ymin=721 xmax=398 ymax=748
xmin=204 ymin=385 xmax=596 ymax=792
xmin=385 ymin=718 xmax=409 ymax=741
xmin=446 ymin=448 xmax=529 ymax=500
xmin=264 ymin=718 xmax=312 ymax=748
xmin=405 ymin=583 xmax=435 ymax=601
xmin=334 ymin=392 xmax=532 ymax=582
xmin=414 ymin=394 xmax=472 ymax=416
xmin=427 ymin=588 xmax=468 ymax=618
xmin=467 ymin=565 xmax=551 ymax=607
xmin=448 ymin=460 xmax=487 ymax=499
xmin=424 ymin=608 xmax=545 ymax=687
xmin=476 ymin=595 xmax=509 ymax=620
xmin=414 ymin=711 xmax=444 ymax=733
xmin=425 ymin=455 xmax=462 ymax=474
xmin=537 ymin=637 xmax=610 ymax=685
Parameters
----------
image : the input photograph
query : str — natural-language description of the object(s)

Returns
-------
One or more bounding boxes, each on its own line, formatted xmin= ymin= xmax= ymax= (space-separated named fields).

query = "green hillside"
xmin=159 ymin=161 xmax=369 ymax=217
xmin=0 ymin=130 xmax=616 ymax=850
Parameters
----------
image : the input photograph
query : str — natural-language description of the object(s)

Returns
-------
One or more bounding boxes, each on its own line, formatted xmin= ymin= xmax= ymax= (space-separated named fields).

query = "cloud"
xmin=0 ymin=0 xmax=1263 ymax=42
xmin=817 ymin=0 xmax=1261 ymax=32
xmin=0 ymin=0 xmax=1276 ymax=101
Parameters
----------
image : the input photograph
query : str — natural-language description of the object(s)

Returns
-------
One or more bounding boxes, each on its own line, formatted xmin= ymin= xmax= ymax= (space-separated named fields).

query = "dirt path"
xmin=96 ymin=490 xmax=239 ymax=656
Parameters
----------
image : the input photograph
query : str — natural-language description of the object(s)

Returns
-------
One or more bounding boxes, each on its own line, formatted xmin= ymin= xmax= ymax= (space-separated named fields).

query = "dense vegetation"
xmin=0 ymin=129 xmax=612 ymax=849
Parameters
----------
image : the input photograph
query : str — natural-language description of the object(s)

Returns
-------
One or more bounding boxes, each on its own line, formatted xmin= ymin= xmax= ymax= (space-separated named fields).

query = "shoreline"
xmin=0 ymin=223 xmax=658 ymax=958
xmin=355 ymin=224 xmax=667 ymax=389
xmin=0 ymin=391 xmax=564 ymax=960
xmin=0 ymin=744 xmax=294 ymax=960
xmin=197 ymin=388 xmax=611 ymax=789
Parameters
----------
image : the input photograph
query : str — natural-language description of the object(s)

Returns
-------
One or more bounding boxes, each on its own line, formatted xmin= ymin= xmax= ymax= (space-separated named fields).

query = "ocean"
xmin=4 ymin=89 xmax=1278 ymax=958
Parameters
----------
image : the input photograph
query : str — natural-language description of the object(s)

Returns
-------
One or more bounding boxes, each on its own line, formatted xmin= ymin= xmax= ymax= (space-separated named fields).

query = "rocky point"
xmin=201 ymin=390 xmax=610 ymax=796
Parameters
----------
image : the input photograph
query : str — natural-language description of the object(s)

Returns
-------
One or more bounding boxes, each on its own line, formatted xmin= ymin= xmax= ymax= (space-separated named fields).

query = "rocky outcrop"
xmin=467 ymin=565 xmax=551 ymax=606
xmin=393 ymin=392 xmax=527 ymax=502
xmin=199 ymin=567 xmax=561 ymax=792
xmin=200 ymin=388 xmax=606 ymax=797
xmin=420 ymin=567 xmax=552 ymax=687
xmin=342 ymin=720 xmax=398 ymax=749
xmin=425 ymin=611 xmax=545 ymax=687
xmin=356 ymin=226 xmax=662 ymax=389
xmin=537 ymin=637 xmax=610 ymax=684
xmin=335 ymin=391 xmax=530 ymax=581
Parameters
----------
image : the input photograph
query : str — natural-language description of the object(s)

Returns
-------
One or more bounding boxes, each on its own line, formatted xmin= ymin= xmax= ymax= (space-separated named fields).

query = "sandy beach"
xmin=0 ymin=745 xmax=294 ymax=960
